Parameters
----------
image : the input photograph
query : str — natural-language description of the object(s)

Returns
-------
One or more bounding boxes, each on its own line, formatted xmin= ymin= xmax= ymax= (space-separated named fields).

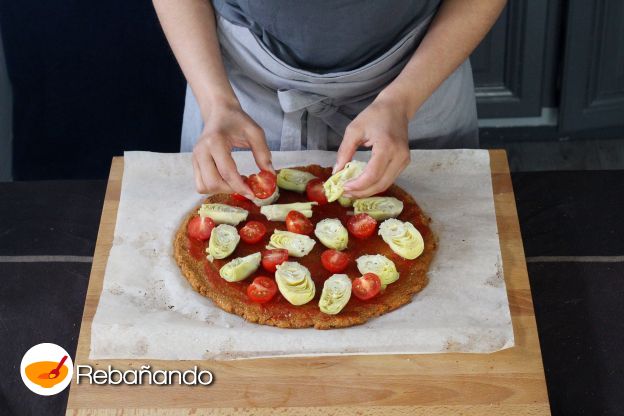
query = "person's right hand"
xmin=192 ymin=102 xmax=274 ymax=196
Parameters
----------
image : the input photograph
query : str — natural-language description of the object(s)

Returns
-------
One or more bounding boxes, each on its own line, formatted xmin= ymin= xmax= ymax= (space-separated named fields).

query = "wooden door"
xmin=471 ymin=0 xmax=549 ymax=118
xmin=559 ymin=0 xmax=624 ymax=132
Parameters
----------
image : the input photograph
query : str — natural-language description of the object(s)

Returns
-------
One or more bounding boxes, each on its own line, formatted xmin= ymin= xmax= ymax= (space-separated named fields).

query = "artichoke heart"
xmin=314 ymin=218 xmax=349 ymax=251
xmin=250 ymin=187 xmax=280 ymax=207
xmin=378 ymin=219 xmax=424 ymax=260
xmin=356 ymin=254 xmax=399 ymax=287
xmin=266 ymin=230 xmax=315 ymax=257
xmin=198 ymin=203 xmax=248 ymax=226
xmin=323 ymin=160 xmax=366 ymax=202
xmin=260 ymin=202 xmax=317 ymax=221
xmin=337 ymin=196 xmax=353 ymax=207
xmin=276 ymin=168 xmax=317 ymax=193
xmin=206 ymin=224 xmax=240 ymax=261
xmin=219 ymin=252 xmax=261 ymax=282
xmin=275 ymin=261 xmax=316 ymax=305
xmin=318 ymin=274 xmax=352 ymax=315
xmin=353 ymin=197 xmax=404 ymax=220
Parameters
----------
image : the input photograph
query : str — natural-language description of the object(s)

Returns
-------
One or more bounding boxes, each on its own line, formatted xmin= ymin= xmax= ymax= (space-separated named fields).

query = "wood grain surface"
xmin=66 ymin=150 xmax=551 ymax=415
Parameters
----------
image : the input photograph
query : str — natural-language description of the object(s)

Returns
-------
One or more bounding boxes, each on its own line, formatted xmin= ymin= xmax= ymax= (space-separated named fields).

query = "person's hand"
xmin=192 ymin=102 xmax=274 ymax=196
xmin=334 ymin=97 xmax=411 ymax=198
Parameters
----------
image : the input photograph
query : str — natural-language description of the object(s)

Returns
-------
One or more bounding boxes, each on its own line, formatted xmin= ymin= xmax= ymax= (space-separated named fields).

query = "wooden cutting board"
xmin=66 ymin=150 xmax=550 ymax=415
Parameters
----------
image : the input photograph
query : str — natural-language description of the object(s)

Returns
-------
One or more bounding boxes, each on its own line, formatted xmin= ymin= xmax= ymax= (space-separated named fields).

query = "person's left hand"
xmin=334 ymin=97 xmax=411 ymax=198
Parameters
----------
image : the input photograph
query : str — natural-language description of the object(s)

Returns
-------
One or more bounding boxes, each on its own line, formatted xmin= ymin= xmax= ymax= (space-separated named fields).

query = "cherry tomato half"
xmin=187 ymin=216 xmax=215 ymax=241
xmin=285 ymin=210 xmax=314 ymax=235
xmin=261 ymin=249 xmax=289 ymax=273
xmin=321 ymin=249 xmax=350 ymax=273
xmin=347 ymin=213 xmax=377 ymax=239
xmin=352 ymin=273 xmax=382 ymax=300
xmin=305 ymin=178 xmax=328 ymax=205
xmin=239 ymin=221 xmax=267 ymax=244
xmin=247 ymin=276 xmax=278 ymax=303
xmin=247 ymin=171 xmax=277 ymax=200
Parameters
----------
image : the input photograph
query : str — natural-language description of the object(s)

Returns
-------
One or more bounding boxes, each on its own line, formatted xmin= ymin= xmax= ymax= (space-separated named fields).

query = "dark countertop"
xmin=1 ymin=172 xmax=623 ymax=416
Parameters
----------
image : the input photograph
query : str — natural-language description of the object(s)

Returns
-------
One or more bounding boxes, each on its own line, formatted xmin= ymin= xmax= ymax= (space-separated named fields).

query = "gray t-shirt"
xmin=212 ymin=0 xmax=441 ymax=73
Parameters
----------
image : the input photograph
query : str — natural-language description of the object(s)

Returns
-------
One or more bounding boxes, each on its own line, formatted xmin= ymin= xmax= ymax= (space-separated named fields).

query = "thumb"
xmin=334 ymin=124 xmax=362 ymax=174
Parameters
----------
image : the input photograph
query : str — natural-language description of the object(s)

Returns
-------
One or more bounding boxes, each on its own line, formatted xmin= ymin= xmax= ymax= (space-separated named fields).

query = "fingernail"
xmin=332 ymin=164 xmax=338 ymax=174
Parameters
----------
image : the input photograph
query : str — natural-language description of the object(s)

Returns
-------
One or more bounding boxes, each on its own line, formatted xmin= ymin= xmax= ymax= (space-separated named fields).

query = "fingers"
xmin=193 ymin=113 xmax=273 ymax=195
xmin=194 ymin=149 xmax=232 ymax=195
xmin=192 ymin=157 xmax=207 ymax=193
xmin=245 ymin=125 xmax=274 ymax=174
xmin=343 ymin=142 xmax=410 ymax=198
xmin=343 ymin=148 xmax=392 ymax=198
xmin=212 ymin=139 xmax=255 ymax=199
xmin=193 ymin=134 xmax=244 ymax=195
xmin=334 ymin=124 xmax=362 ymax=174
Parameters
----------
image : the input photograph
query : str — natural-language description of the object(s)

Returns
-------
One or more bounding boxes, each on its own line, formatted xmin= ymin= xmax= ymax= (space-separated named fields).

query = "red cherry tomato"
xmin=352 ymin=273 xmax=382 ymax=300
xmin=347 ymin=213 xmax=377 ymax=239
xmin=305 ymin=178 xmax=328 ymax=205
xmin=239 ymin=221 xmax=267 ymax=244
xmin=187 ymin=216 xmax=215 ymax=241
xmin=320 ymin=249 xmax=350 ymax=273
xmin=247 ymin=171 xmax=277 ymax=200
xmin=285 ymin=210 xmax=314 ymax=235
xmin=247 ymin=276 xmax=278 ymax=303
xmin=261 ymin=249 xmax=289 ymax=273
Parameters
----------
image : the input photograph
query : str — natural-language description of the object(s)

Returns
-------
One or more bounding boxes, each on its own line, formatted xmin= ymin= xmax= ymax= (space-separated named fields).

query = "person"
xmin=153 ymin=0 xmax=506 ymax=199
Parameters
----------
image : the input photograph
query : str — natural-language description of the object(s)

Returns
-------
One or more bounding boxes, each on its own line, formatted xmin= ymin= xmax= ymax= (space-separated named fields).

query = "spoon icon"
xmin=38 ymin=355 xmax=68 ymax=380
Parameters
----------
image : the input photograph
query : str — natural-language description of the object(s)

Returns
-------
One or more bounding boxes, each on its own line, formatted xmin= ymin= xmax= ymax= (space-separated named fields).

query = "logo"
xmin=20 ymin=343 xmax=74 ymax=396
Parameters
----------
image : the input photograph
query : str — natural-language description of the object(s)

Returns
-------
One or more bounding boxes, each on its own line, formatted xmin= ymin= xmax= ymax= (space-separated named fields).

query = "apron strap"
xmin=277 ymin=89 xmax=353 ymax=151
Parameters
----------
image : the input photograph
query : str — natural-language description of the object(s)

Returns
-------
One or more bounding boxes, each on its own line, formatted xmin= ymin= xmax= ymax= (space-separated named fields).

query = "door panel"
xmin=560 ymin=0 xmax=624 ymax=131
xmin=471 ymin=0 xmax=549 ymax=118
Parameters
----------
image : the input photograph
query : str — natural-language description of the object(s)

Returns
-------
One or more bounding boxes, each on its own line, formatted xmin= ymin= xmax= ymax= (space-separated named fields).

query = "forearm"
xmin=377 ymin=0 xmax=507 ymax=119
xmin=153 ymin=0 xmax=238 ymax=119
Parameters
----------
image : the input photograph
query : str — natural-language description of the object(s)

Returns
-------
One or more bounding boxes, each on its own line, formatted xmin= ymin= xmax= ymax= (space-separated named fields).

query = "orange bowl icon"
xmin=25 ymin=360 xmax=69 ymax=388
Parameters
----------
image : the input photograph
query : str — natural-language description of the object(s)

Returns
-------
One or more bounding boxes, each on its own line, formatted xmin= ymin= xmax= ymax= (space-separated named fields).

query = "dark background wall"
xmin=0 ymin=0 xmax=185 ymax=180
xmin=0 ymin=18 xmax=11 ymax=180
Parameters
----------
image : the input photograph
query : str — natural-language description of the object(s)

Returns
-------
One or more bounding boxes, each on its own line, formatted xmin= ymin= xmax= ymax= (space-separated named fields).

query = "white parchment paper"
xmin=90 ymin=150 xmax=514 ymax=360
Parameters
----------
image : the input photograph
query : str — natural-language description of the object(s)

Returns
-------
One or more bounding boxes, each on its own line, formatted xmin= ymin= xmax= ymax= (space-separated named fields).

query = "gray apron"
xmin=181 ymin=14 xmax=478 ymax=152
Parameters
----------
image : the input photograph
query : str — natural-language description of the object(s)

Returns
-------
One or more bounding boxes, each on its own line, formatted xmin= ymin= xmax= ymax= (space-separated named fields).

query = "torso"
xmin=212 ymin=0 xmax=441 ymax=73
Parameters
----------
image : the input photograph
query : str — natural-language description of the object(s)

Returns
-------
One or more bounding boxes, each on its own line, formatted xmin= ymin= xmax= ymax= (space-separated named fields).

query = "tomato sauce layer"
xmin=188 ymin=166 xmax=431 ymax=316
